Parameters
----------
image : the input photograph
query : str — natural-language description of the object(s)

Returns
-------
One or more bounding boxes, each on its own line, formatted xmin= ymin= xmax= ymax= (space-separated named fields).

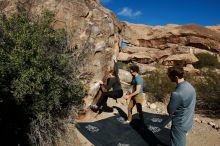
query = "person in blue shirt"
xmin=123 ymin=65 xmax=144 ymax=125
xmin=167 ymin=66 xmax=196 ymax=146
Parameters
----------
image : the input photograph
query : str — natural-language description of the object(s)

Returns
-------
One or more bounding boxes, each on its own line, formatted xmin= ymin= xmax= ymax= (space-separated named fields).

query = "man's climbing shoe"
xmin=89 ymin=105 xmax=99 ymax=112
xmin=123 ymin=120 xmax=131 ymax=124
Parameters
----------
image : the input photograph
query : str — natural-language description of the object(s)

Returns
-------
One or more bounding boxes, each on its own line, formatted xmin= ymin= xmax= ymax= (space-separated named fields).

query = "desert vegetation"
xmin=194 ymin=53 xmax=220 ymax=69
xmin=143 ymin=67 xmax=220 ymax=116
xmin=0 ymin=11 xmax=85 ymax=145
xmin=118 ymin=58 xmax=220 ymax=114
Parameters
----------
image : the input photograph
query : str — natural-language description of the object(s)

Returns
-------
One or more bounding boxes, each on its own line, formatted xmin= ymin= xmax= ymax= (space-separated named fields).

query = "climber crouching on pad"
xmin=89 ymin=69 xmax=123 ymax=112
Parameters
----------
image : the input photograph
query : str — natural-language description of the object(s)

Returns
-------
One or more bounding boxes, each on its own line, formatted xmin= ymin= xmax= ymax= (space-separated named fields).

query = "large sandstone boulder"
xmin=121 ymin=22 xmax=220 ymax=68
xmin=118 ymin=69 xmax=132 ymax=83
xmin=118 ymin=46 xmax=173 ymax=64
xmin=134 ymin=62 xmax=156 ymax=74
xmin=118 ymin=52 xmax=153 ymax=63
xmin=206 ymin=25 xmax=220 ymax=33
xmin=162 ymin=54 xmax=199 ymax=66
xmin=123 ymin=23 xmax=220 ymax=54
xmin=0 ymin=0 xmax=122 ymax=93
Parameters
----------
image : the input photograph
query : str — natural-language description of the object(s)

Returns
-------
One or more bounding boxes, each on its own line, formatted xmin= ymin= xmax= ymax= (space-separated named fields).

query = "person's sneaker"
xmin=89 ymin=105 xmax=98 ymax=112
xmin=90 ymin=104 xmax=98 ymax=109
xmin=123 ymin=120 xmax=130 ymax=124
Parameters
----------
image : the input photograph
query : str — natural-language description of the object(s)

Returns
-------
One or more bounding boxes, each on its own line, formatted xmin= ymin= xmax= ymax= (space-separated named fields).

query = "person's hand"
xmin=163 ymin=112 xmax=169 ymax=116
xmin=99 ymin=80 xmax=104 ymax=85
xmin=123 ymin=95 xmax=130 ymax=100
xmin=112 ymin=55 xmax=117 ymax=62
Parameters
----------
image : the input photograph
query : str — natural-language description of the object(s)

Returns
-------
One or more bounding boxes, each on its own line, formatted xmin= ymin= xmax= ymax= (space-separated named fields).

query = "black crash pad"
xmin=77 ymin=111 xmax=171 ymax=146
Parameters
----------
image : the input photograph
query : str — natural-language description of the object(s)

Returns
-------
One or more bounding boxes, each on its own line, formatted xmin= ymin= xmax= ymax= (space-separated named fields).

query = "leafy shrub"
xmin=0 ymin=11 xmax=85 ymax=145
xmin=186 ymin=70 xmax=220 ymax=114
xmin=194 ymin=53 xmax=220 ymax=69
xmin=143 ymin=68 xmax=220 ymax=115
xmin=143 ymin=71 xmax=175 ymax=103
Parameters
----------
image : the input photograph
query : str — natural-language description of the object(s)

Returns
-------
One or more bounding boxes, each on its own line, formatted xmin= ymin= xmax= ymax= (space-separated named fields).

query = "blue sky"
xmin=99 ymin=0 xmax=220 ymax=26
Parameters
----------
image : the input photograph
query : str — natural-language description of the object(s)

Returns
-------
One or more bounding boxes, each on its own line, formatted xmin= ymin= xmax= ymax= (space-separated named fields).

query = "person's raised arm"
xmin=123 ymin=84 xmax=140 ymax=100
xmin=120 ymin=80 xmax=131 ymax=86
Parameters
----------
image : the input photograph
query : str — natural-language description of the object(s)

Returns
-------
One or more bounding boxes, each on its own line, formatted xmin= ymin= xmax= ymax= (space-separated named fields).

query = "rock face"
xmin=1 ymin=0 xmax=220 ymax=87
xmin=120 ymin=22 xmax=220 ymax=71
xmin=0 ymin=0 xmax=122 ymax=93
xmin=206 ymin=25 xmax=220 ymax=33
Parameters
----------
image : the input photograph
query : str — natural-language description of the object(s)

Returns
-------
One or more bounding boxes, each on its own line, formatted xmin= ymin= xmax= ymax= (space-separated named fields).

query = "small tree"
xmin=0 ymin=11 xmax=85 ymax=145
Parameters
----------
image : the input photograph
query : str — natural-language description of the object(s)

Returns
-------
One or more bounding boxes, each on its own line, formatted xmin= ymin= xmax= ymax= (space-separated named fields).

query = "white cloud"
xmin=99 ymin=0 xmax=111 ymax=3
xmin=117 ymin=7 xmax=142 ymax=17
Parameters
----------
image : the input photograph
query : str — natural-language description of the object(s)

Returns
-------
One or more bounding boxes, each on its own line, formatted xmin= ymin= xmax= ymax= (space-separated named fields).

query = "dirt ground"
xmin=73 ymin=96 xmax=220 ymax=146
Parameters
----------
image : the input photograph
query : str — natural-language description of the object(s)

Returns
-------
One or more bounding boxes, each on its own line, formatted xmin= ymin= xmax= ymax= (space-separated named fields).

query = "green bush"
xmin=143 ymin=71 xmax=175 ymax=103
xmin=194 ymin=53 xmax=220 ymax=69
xmin=0 ymin=11 xmax=85 ymax=145
xmin=144 ymin=69 xmax=220 ymax=114
xmin=186 ymin=70 xmax=220 ymax=112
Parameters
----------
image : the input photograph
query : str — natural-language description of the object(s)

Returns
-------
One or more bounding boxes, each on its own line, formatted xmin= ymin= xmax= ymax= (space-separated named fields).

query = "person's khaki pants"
xmin=127 ymin=95 xmax=144 ymax=124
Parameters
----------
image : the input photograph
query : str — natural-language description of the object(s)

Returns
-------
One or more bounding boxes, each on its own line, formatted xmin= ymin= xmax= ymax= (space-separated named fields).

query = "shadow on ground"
xmin=76 ymin=106 xmax=171 ymax=146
